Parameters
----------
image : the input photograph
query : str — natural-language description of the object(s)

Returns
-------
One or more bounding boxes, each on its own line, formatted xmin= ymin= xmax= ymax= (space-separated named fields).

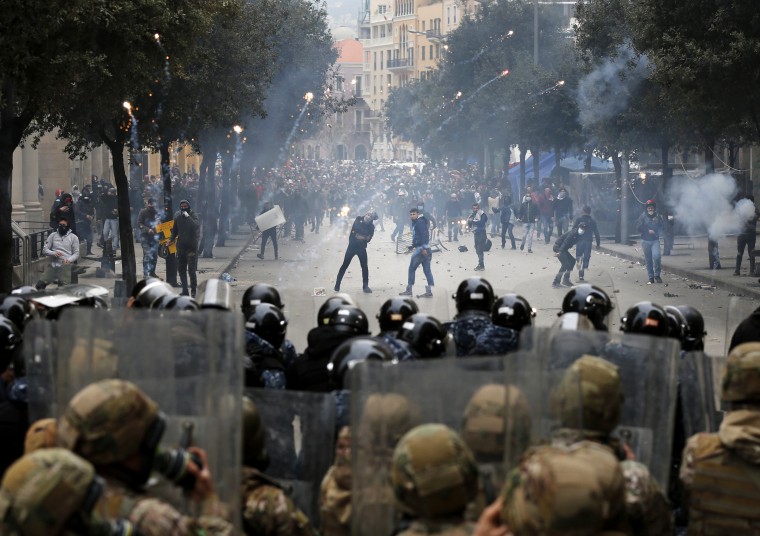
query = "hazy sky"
xmin=325 ymin=0 xmax=362 ymax=32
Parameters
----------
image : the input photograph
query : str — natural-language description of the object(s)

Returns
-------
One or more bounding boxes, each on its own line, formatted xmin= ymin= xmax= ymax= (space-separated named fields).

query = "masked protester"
xmin=467 ymin=203 xmax=488 ymax=271
xmin=635 ymin=200 xmax=665 ymax=284
xmin=334 ymin=211 xmax=378 ymax=294
xmin=552 ymin=222 xmax=586 ymax=288
xmin=169 ymin=199 xmax=200 ymax=297
xmin=137 ymin=198 xmax=160 ymax=278
xmin=40 ymin=216 xmax=79 ymax=287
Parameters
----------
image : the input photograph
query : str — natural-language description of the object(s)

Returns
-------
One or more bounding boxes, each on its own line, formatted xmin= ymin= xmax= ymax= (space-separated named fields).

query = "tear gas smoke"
xmin=666 ymin=173 xmax=755 ymax=239
xmin=576 ymin=41 xmax=649 ymax=128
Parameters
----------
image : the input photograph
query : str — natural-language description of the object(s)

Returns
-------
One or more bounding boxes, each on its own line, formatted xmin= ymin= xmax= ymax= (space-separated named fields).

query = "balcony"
xmin=388 ymin=58 xmax=413 ymax=71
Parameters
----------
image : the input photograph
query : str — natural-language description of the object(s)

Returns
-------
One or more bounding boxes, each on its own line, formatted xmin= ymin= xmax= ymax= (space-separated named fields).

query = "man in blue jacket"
xmin=636 ymin=199 xmax=665 ymax=284
xmin=467 ymin=203 xmax=488 ymax=271
xmin=401 ymin=207 xmax=434 ymax=298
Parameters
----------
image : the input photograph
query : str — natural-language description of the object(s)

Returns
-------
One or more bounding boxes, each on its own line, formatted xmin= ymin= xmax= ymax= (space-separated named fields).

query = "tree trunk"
xmin=519 ymin=146 xmax=527 ymax=191
xmin=216 ymin=152 xmax=232 ymax=247
xmin=611 ymin=153 xmax=622 ymax=180
xmin=705 ymin=141 xmax=715 ymax=174
xmin=102 ymin=138 xmax=137 ymax=294
xmin=531 ymin=146 xmax=540 ymax=181
xmin=584 ymin=150 xmax=592 ymax=172
xmin=661 ymin=142 xmax=673 ymax=255
xmin=554 ymin=147 xmax=561 ymax=173
xmin=199 ymin=147 xmax=217 ymax=258
xmin=159 ymin=140 xmax=177 ymax=286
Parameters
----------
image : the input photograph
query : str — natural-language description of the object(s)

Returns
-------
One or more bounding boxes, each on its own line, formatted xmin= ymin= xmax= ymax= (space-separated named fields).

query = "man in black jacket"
xmin=169 ymin=199 xmax=200 ymax=297
xmin=552 ymin=222 xmax=586 ymax=288
xmin=572 ymin=205 xmax=601 ymax=281
xmin=334 ymin=211 xmax=378 ymax=293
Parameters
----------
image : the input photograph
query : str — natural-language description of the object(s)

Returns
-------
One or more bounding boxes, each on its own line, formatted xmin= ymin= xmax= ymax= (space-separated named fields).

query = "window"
xmin=421 ymin=21 xmax=425 ymax=31
xmin=355 ymin=110 xmax=363 ymax=129
xmin=435 ymin=44 xmax=440 ymax=58
xmin=421 ymin=46 xmax=425 ymax=61
xmin=454 ymin=5 xmax=458 ymax=23
xmin=429 ymin=45 xmax=433 ymax=59
xmin=373 ymin=51 xmax=377 ymax=70
xmin=380 ymin=25 xmax=386 ymax=38
xmin=447 ymin=7 xmax=450 ymax=25
xmin=355 ymin=76 xmax=362 ymax=96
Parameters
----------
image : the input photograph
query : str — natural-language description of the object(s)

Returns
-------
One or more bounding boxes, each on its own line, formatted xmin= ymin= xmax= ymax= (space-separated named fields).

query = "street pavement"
xmin=71 ymin=221 xmax=758 ymax=357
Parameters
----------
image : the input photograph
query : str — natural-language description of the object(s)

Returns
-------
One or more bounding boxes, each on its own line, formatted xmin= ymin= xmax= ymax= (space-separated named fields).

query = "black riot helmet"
xmin=131 ymin=278 xmax=175 ymax=309
xmin=664 ymin=305 xmax=688 ymax=347
xmin=245 ymin=303 xmax=288 ymax=349
xmin=676 ymin=305 xmax=706 ymax=352
xmin=0 ymin=316 xmax=22 ymax=373
xmin=327 ymin=336 xmax=395 ymax=390
xmin=163 ymin=295 xmax=200 ymax=312
xmin=492 ymin=294 xmax=536 ymax=331
xmin=454 ymin=277 xmax=494 ymax=315
xmin=241 ymin=283 xmax=284 ymax=318
xmin=397 ymin=313 xmax=448 ymax=358
xmin=377 ymin=297 xmax=419 ymax=333
xmin=317 ymin=295 xmax=355 ymax=326
xmin=11 ymin=286 xmax=37 ymax=296
xmin=329 ymin=306 xmax=370 ymax=335
xmin=560 ymin=284 xmax=614 ymax=331
xmin=620 ymin=301 xmax=669 ymax=337
xmin=0 ymin=295 xmax=37 ymax=331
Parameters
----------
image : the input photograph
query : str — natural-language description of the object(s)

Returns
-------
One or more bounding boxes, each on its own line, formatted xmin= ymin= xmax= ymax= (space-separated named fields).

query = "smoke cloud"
xmin=576 ymin=42 xmax=649 ymax=129
xmin=666 ymin=173 xmax=755 ymax=239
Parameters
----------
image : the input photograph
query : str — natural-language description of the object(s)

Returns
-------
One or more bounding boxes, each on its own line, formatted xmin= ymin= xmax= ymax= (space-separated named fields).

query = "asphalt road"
xmin=228 ymin=219 xmax=741 ymax=357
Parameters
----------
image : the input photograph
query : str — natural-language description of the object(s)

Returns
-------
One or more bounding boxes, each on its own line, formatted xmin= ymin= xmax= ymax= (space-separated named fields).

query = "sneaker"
xmin=400 ymin=289 xmax=413 ymax=296
xmin=654 ymin=276 xmax=662 ymax=283
xmin=561 ymin=280 xmax=573 ymax=287
xmin=647 ymin=278 xmax=654 ymax=285
xmin=419 ymin=291 xmax=433 ymax=298
xmin=363 ymin=287 xmax=373 ymax=294
xmin=528 ymin=249 xmax=533 ymax=253
xmin=334 ymin=284 xmax=340 ymax=292
xmin=552 ymin=282 xmax=562 ymax=288
xmin=474 ymin=265 xmax=484 ymax=271
xmin=520 ymin=243 xmax=525 ymax=251
xmin=734 ymin=270 xmax=741 ymax=276
xmin=256 ymin=253 xmax=264 ymax=260
xmin=149 ymin=272 xmax=159 ymax=278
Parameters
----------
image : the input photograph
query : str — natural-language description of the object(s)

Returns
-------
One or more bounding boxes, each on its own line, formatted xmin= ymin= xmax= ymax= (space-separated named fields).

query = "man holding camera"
xmin=169 ymin=199 xmax=200 ymax=297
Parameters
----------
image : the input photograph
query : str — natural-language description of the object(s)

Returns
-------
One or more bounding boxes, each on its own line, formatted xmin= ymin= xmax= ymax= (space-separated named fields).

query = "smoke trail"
xmin=576 ymin=41 xmax=649 ymax=128
xmin=278 ymin=96 xmax=312 ymax=166
xmin=666 ymin=174 xmax=755 ymax=239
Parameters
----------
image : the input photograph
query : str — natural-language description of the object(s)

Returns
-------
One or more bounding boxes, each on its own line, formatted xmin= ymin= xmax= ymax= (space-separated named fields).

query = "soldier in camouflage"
xmin=57 ymin=379 xmax=234 ymax=536
xmin=680 ymin=342 xmax=760 ymax=533
xmin=499 ymin=441 xmax=629 ymax=534
xmin=391 ymin=423 xmax=479 ymax=536
xmin=0 ymin=448 xmax=137 ymax=535
xmin=23 ymin=418 xmax=57 ymax=454
xmin=240 ymin=396 xmax=316 ymax=535
xmin=446 ymin=277 xmax=495 ymax=357
xmin=320 ymin=426 xmax=352 ymax=536
xmin=551 ymin=355 xmax=673 ymax=534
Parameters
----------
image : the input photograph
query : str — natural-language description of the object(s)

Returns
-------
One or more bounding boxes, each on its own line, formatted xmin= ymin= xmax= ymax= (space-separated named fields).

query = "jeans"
xmin=556 ymin=216 xmax=569 ymax=237
xmin=141 ymin=236 xmax=159 ymax=276
xmin=391 ymin=221 xmax=405 ymax=241
xmin=540 ymin=215 xmax=553 ymax=243
xmin=642 ymin=239 xmax=661 ymax=279
xmin=501 ymin=223 xmax=515 ymax=248
xmin=521 ymin=222 xmax=535 ymax=250
xmin=448 ymin=220 xmax=460 ymax=241
xmin=260 ymin=228 xmax=278 ymax=258
xmin=103 ymin=218 xmax=119 ymax=250
xmin=489 ymin=218 xmax=500 ymax=235
xmin=177 ymin=248 xmax=198 ymax=293
xmin=554 ymin=250 xmax=576 ymax=280
xmin=474 ymin=232 xmax=486 ymax=266
xmin=575 ymin=241 xmax=592 ymax=270
xmin=408 ymin=248 xmax=434 ymax=288
xmin=336 ymin=245 xmax=369 ymax=288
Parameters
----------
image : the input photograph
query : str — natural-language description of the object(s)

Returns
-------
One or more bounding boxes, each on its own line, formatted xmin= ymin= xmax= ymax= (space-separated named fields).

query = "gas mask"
xmin=58 ymin=224 xmax=68 ymax=235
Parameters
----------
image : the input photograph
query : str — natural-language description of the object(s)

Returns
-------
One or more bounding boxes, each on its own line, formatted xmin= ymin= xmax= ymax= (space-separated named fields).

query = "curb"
xmin=217 ymin=232 xmax=256 ymax=278
xmin=598 ymin=246 xmax=760 ymax=299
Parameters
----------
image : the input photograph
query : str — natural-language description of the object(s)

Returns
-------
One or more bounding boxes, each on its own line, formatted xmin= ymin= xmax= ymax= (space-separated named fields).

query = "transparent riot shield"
xmin=277 ymin=288 xmax=335 ymax=353
xmin=349 ymin=357 xmax=510 ymax=536
xmin=679 ymin=351 xmax=723 ymax=438
xmin=725 ymin=295 xmax=759 ymax=355
xmin=243 ymin=387 xmax=336 ymax=525
xmin=27 ymin=308 xmax=243 ymax=526
xmin=518 ymin=326 xmax=610 ymax=368
xmin=601 ymin=332 xmax=680 ymax=490
xmin=23 ymin=318 xmax=59 ymax=422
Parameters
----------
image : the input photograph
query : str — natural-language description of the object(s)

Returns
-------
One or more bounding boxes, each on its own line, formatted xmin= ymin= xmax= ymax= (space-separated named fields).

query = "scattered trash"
xmin=663 ymin=292 xmax=679 ymax=298
xmin=221 ymin=272 xmax=236 ymax=283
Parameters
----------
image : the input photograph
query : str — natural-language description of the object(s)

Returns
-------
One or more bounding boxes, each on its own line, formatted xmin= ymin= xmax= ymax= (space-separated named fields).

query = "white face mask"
xmin=523 ymin=196 xmax=530 ymax=202
xmin=558 ymin=192 xmax=566 ymax=200
xmin=577 ymin=228 xmax=585 ymax=235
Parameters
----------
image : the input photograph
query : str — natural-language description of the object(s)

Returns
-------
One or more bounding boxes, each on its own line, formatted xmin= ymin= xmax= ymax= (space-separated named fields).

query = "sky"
xmin=325 ymin=0 xmax=362 ymax=33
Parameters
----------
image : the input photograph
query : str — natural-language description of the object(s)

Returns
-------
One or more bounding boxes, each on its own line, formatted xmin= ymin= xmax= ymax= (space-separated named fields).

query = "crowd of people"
xmin=2 ymin=268 xmax=760 ymax=535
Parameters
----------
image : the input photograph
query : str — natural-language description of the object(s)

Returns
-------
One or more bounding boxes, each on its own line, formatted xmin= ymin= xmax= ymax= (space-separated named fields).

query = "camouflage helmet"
xmin=58 ymin=379 xmax=163 ymax=467
xmin=722 ymin=343 xmax=760 ymax=403
xmin=24 ymin=418 xmax=58 ymax=454
xmin=551 ymin=355 xmax=623 ymax=435
xmin=391 ymin=423 xmax=478 ymax=517
xmin=501 ymin=442 xmax=625 ymax=534
xmin=242 ymin=396 xmax=269 ymax=470
xmin=0 ymin=448 xmax=104 ymax=536
xmin=377 ymin=296 xmax=419 ymax=333
xmin=358 ymin=393 xmax=421 ymax=450
xmin=461 ymin=384 xmax=531 ymax=462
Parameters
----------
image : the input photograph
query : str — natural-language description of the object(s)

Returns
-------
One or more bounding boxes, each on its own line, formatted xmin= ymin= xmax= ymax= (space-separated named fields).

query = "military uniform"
xmin=320 ymin=427 xmax=352 ymax=536
xmin=680 ymin=342 xmax=760 ymax=534
xmin=241 ymin=467 xmax=316 ymax=536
